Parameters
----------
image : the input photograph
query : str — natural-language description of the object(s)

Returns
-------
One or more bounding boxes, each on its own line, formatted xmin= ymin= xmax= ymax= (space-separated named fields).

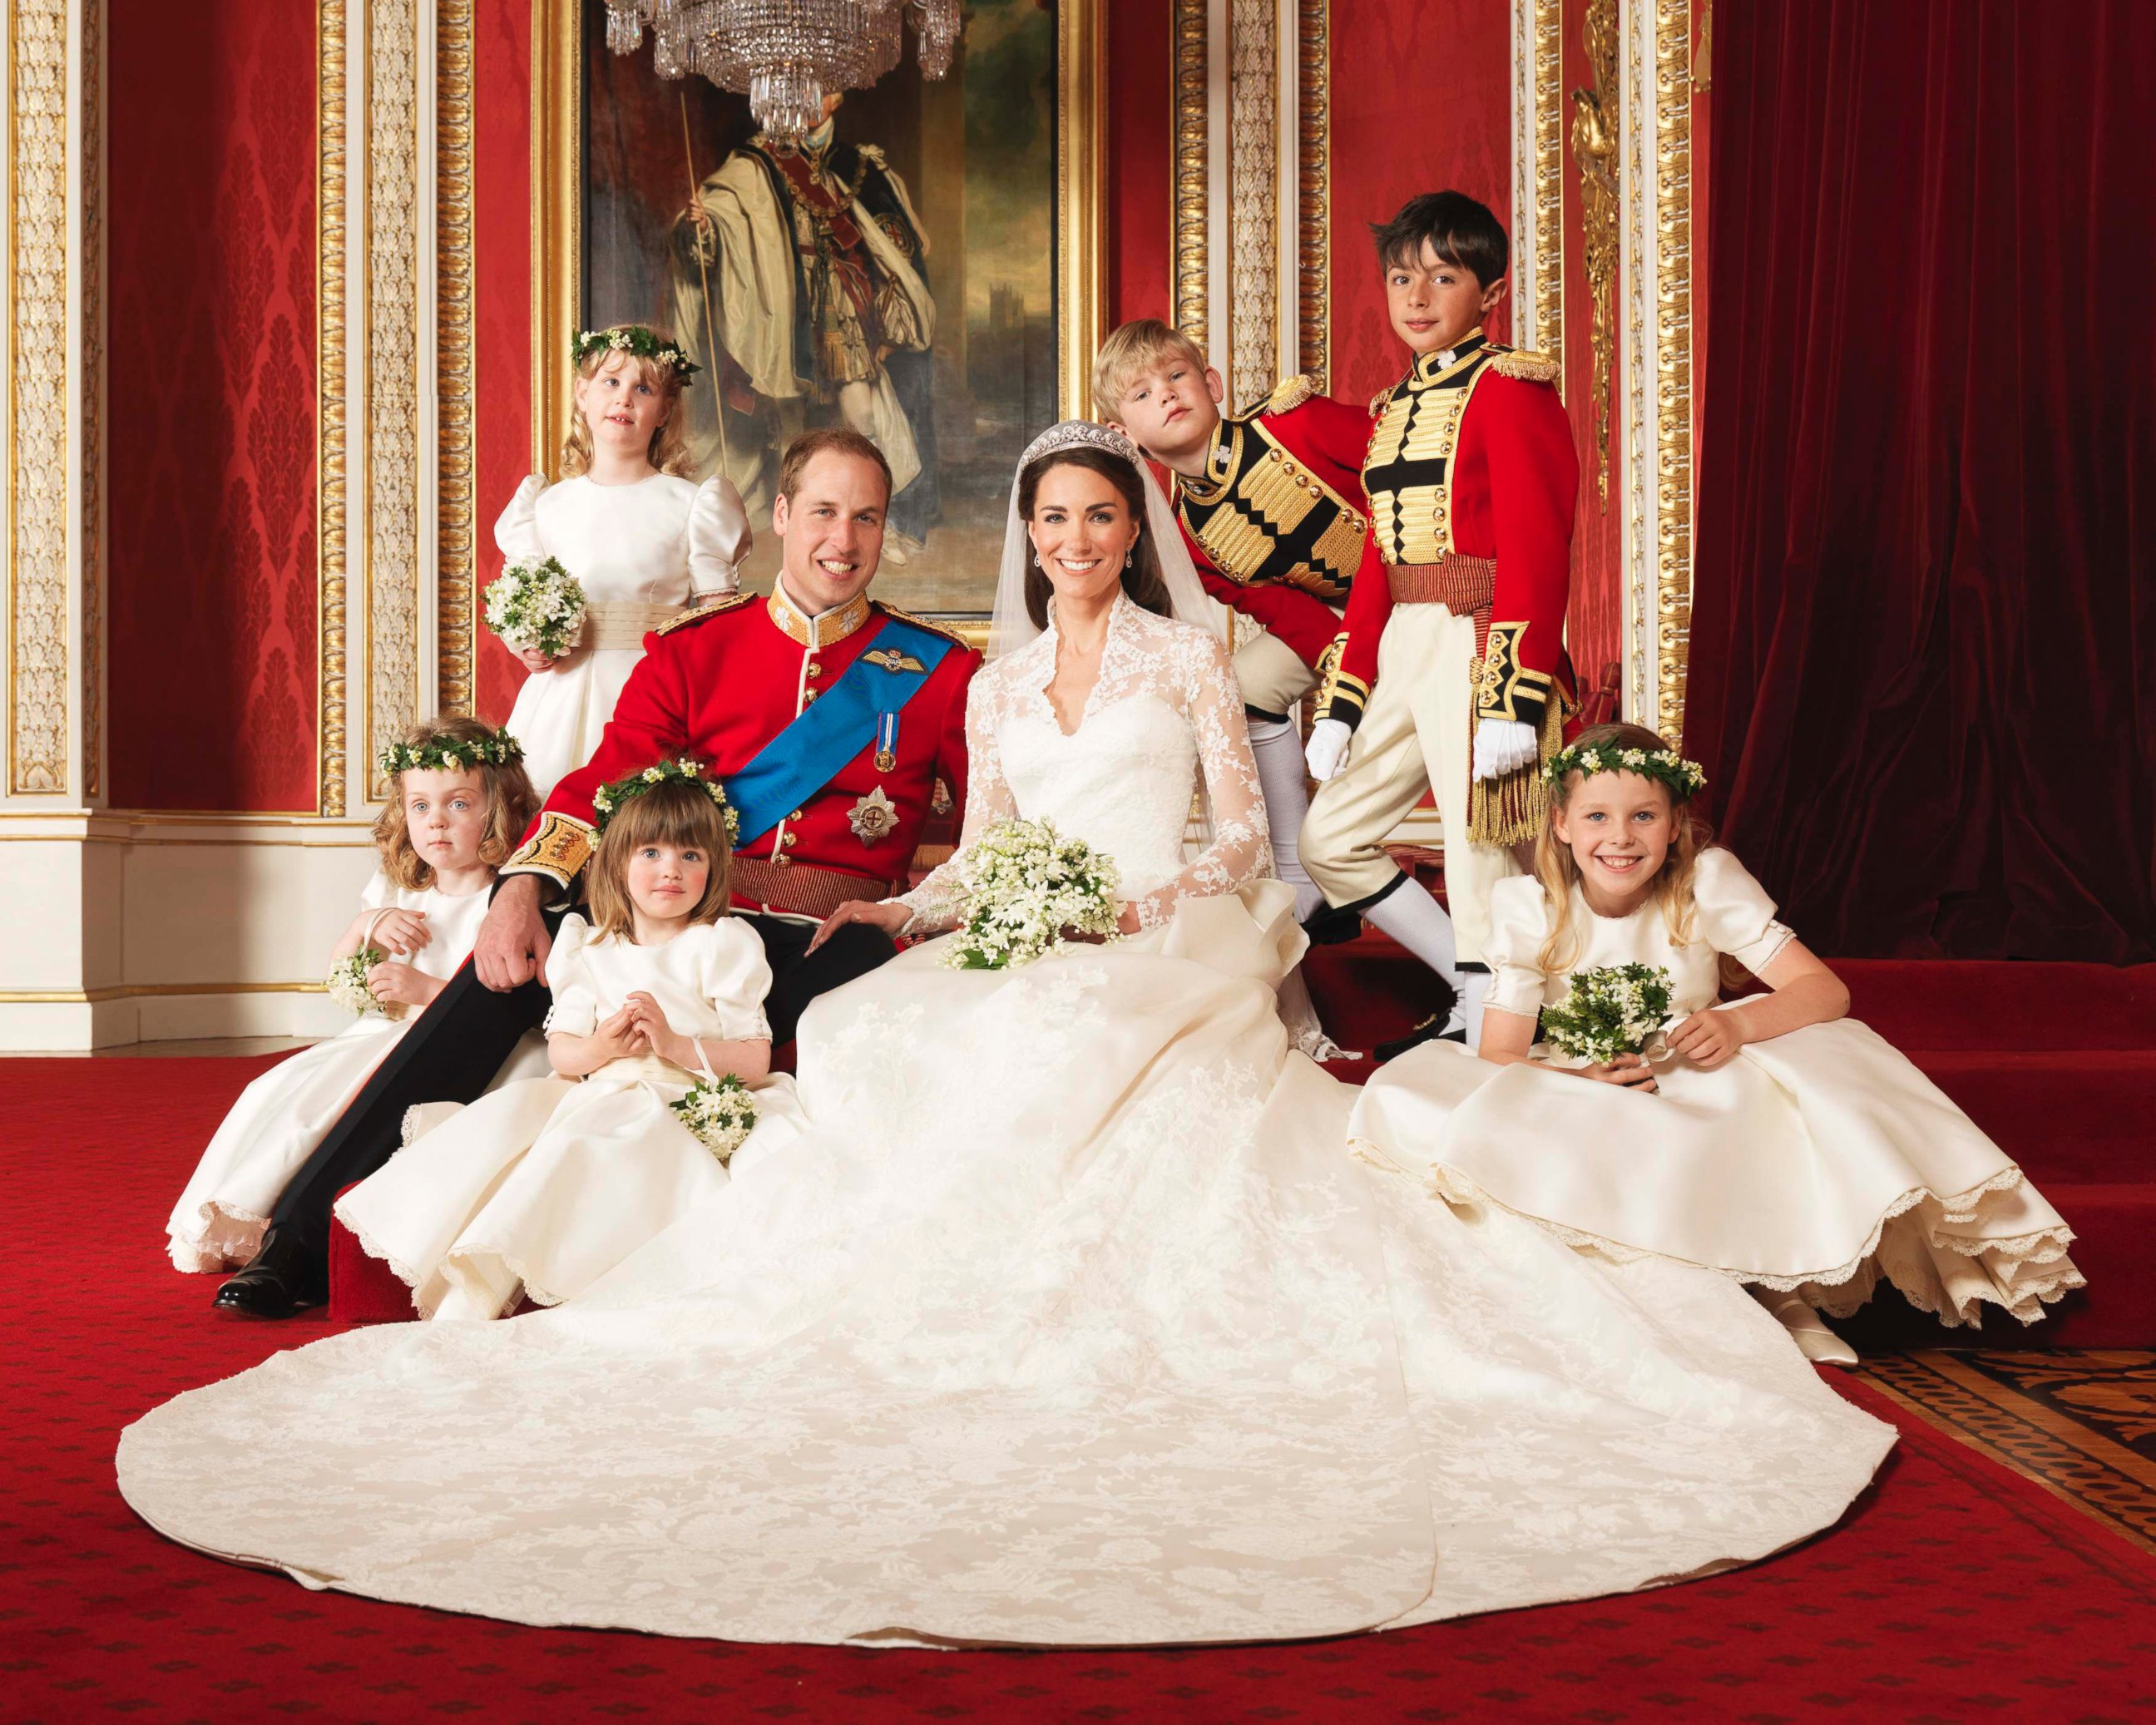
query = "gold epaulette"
xmin=873 ymin=600 xmax=973 ymax=650
xmin=1367 ymin=383 xmax=1394 ymax=415
xmin=1491 ymin=348 xmax=1561 ymax=385
xmin=654 ymin=592 xmax=755 ymax=635
xmin=1266 ymin=374 xmax=1314 ymax=415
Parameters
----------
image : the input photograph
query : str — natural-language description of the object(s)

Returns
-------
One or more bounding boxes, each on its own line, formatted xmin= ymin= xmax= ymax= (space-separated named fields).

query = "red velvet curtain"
xmin=1688 ymin=0 xmax=2155 ymax=961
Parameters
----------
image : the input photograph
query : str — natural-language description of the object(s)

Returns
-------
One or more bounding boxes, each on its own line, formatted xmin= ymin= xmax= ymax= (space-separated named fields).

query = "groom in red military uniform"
xmin=215 ymin=428 xmax=977 ymax=1317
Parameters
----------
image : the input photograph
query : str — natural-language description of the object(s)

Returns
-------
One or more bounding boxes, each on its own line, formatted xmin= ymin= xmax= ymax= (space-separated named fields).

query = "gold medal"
xmin=873 ymin=748 xmax=897 ymax=774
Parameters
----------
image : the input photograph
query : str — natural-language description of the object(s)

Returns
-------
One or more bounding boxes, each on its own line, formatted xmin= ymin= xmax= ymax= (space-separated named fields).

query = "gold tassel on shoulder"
xmin=1467 ymin=695 xmax=1569 ymax=847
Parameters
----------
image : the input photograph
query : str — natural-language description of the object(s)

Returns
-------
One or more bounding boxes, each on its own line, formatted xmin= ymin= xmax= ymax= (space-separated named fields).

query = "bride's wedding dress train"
xmin=118 ymin=596 xmax=1891 ymax=1647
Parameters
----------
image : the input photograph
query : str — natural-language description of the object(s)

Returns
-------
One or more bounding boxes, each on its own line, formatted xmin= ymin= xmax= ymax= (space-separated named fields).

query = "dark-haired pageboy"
xmin=1300 ymin=190 xmax=1579 ymax=1057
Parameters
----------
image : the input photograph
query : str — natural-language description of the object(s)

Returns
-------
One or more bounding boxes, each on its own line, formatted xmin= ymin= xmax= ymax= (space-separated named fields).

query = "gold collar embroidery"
xmin=766 ymin=583 xmax=873 ymax=651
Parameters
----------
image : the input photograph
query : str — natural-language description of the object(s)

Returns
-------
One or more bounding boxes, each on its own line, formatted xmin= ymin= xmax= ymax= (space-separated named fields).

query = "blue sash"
xmin=722 ymin=616 xmax=953 ymax=846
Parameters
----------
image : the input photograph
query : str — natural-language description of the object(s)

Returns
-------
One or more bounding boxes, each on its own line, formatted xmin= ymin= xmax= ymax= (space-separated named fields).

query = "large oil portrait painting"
xmin=563 ymin=0 xmax=1084 ymax=615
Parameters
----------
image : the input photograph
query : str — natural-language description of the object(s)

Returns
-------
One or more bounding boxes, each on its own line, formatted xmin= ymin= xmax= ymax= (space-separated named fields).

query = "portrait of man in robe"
xmin=578 ymin=0 xmax=1063 ymax=612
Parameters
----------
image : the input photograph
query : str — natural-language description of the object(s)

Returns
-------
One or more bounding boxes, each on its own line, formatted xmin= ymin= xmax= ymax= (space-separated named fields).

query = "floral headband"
xmin=1542 ymin=740 xmax=1707 ymax=801
xmin=591 ymin=757 xmax=741 ymax=844
xmin=572 ymin=325 xmax=700 ymax=383
xmin=378 ymin=727 xmax=524 ymax=778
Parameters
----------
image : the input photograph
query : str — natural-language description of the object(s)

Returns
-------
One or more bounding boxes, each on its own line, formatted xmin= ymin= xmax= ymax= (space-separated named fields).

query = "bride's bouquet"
xmin=1536 ymin=962 xmax=1674 ymax=1065
xmin=484 ymin=555 xmax=586 ymax=660
xmin=326 ymin=947 xmax=403 ymax=1020
xmin=671 ymin=1074 xmax=759 ymax=1164
xmin=942 ymin=818 xmax=1122 ymax=971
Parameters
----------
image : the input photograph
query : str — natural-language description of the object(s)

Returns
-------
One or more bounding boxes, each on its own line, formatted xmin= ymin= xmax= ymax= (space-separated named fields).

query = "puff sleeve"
xmin=1481 ymin=875 xmax=1559 ymax=1020
xmin=356 ymin=867 xmax=396 ymax=914
xmin=1690 ymin=848 xmax=1797 ymax=975
xmin=699 ymin=919 xmax=774 ymax=1042
xmin=540 ymin=914 xmax=600 ymax=1036
xmin=492 ymin=472 xmax=547 ymax=562
xmin=686 ymin=475 xmax=751 ymax=597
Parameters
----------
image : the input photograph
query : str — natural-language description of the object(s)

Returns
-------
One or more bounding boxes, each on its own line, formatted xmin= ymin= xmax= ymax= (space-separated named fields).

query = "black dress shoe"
xmin=213 ymin=1227 xmax=327 ymax=1319
xmin=1373 ymin=977 xmax=1464 ymax=1063
xmin=1300 ymin=902 xmax=1364 ymax=947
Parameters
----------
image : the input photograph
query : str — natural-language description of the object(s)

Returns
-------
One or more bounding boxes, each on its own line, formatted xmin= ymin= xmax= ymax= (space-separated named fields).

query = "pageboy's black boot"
xmin=213 ymin=1226 xmax=327 ymax=1319
xmin=1372 ymin=976 xmax=1466 ymax=1062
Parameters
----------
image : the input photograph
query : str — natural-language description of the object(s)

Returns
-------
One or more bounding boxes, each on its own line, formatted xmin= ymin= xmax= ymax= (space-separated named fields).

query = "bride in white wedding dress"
xmin=118 ymin=423 xmax=1892 ymax=1648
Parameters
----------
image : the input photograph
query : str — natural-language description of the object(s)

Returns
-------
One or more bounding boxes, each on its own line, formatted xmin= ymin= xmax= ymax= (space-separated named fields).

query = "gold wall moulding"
xmin=1170 ymin=0 xmax=1209 ymax=360
xmin=0 ymin=981 xmax=329 ymax=1005
xmin=7 ymin=0 xmax=72 ymax=795
xmin=1296 ymin=0 xmax=1328 ymax=390
xmin=1573 ymin=0 xmax=1617 ymax=500
xmin=82 ymin=0 xmax=106 ymax=799
xmin=1650 ymin=0 xmax=1694 ymax=739
xmin=318 ymin=0 xmax=349 ymax=816
xmin=366 ymin=0 xmax=423 ymax=800
xmin=438 ymin=0 xmax=478 ymax=715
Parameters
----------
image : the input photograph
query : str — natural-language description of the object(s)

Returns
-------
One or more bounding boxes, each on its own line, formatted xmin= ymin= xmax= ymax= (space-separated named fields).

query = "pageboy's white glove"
xmin=1472 ymin=718 xmax=1539 ymax=782
xmin=1304 ymin=718 xmax=1352 ymax=782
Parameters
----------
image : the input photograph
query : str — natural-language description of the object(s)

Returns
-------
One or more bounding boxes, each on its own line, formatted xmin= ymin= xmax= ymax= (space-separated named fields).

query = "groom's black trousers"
xmin=265 ymin=912 xmax=896 ymax=1264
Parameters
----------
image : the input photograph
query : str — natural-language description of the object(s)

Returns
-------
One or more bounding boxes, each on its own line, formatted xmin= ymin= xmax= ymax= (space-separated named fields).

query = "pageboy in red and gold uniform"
xmin=1301 ymin=192 xmax=1578 ymax=1057
xmin=1098 ymin=319 xmax=1381 ymax=922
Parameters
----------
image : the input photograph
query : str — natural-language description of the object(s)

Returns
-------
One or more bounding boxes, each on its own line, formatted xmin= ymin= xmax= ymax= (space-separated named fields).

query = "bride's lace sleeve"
xmin=891 ymin=675 xmax=1016 ymax=934
xmin=1125 ymin=630 xmax=1273 ymax=930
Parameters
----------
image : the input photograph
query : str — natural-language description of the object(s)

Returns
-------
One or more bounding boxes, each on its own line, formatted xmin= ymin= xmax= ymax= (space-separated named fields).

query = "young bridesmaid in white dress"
xmin=166 ymin=720 xmax=543 ymax=1273
xmin=335 ymin=763 xmax=802 ymax=1321
xmin=1350 ymin=723 xmax=2084 ymax=1363
xmin=495 ymin=325 xmax=751 ymax=798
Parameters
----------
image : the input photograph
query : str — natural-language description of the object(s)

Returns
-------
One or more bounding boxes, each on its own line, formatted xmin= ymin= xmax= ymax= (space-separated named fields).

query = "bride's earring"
xmin=1124 ymin=548 xmax=1134 ymax=570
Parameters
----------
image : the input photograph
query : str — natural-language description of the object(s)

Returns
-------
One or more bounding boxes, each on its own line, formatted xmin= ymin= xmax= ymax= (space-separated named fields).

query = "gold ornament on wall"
xmin=1571 ymin=0 xmax=1619 ymax=502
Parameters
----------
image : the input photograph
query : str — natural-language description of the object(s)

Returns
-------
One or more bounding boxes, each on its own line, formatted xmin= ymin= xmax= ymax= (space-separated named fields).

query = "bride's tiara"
xmin=1019 ymin=419 xmax=1143 ymax=470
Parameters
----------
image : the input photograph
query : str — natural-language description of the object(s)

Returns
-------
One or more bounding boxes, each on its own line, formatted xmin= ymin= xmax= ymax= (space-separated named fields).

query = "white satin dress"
xmin=165 ymin=872 xmax=550 ymax=1273
xmin=1349 ymin=851 xmax=2084 ymax=1327
xmin=334 ymin=915 xmax=805 ymax=1319
xmin=119 ymin=598 xmax=1892 ymax=1648
xmin=495 ymin=472 xmax=749 ymax=798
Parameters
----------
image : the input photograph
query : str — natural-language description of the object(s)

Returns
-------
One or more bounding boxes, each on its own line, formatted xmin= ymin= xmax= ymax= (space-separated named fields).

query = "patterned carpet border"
xmin=1861 ymin=1350 xmax=2156 ymax=1553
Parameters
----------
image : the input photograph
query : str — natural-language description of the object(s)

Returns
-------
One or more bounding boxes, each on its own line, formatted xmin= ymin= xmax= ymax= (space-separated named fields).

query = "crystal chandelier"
xmin=606 ymin=1 xmax=962 ymax=144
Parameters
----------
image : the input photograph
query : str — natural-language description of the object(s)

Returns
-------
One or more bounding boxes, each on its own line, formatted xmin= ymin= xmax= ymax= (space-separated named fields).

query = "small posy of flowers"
xmin=327 ymin=947 xmax=403 ymax=1020
xmin=591 ymin=756 xmax=741 ymax=843
xmin=944 ymin=817 xmax=1122 ymax=971
xmin=572 ymin=325 xmax=700 ymax=382
xmin=1543 ymin=742 xmax=1706 ymax=802
xmin=671 ymin=1073 xmax=758 ymax=1164
xmin=485 ymin=556 xmax=587 ymax=660
xmin=1537 ymin=962 xmax=1674 ymax=1065
xmin=378 ymin=726 xmax=523 ymax=779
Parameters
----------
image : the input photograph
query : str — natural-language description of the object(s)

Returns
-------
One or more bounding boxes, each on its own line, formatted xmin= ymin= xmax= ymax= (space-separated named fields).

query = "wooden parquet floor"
xmin=1862 ymin=1350 xmax=2156 ymax=1554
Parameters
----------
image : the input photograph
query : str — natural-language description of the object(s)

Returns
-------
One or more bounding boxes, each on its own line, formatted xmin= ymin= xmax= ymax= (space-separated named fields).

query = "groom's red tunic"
xmin=504 ymin=586 xmax=977 ymax=918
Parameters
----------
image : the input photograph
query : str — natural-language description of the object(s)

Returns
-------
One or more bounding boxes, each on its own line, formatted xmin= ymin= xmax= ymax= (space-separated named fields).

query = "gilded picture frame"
xmin=529 ymin=0 xmax=1105 ymax=620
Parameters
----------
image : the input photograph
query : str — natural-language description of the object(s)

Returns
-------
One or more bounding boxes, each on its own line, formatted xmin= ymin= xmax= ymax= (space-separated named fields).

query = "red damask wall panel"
xmin=475 ymin=0 xmax=536 ymax=727
xmin=107 ymin=0 xmax=318 ymax=812
xmin=1105 ymin=0 xmax=1173 ymax=337
xmin=1328 ymin=0 xmax=1511 ymax=405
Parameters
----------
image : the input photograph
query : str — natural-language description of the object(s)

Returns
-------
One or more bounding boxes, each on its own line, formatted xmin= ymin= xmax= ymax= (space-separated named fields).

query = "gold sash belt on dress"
xmin=1386 ymin=553 xmax=1496 ymax=613
xmin=731 ymin=857 xmax=902 ymax=922
xmin=582 ymin=601 xmax=694 ymax=650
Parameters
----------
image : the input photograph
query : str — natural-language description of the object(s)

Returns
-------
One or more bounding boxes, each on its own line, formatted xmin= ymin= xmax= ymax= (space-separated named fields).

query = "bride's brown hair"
xmin=1532 ymin=721 xmax=1712 ymax=975
xmin=1017 ymin=447 xmax=1175 ymax=631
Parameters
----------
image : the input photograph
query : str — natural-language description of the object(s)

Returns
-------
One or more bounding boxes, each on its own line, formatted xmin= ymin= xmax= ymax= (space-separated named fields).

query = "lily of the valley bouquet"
xmin=671 ymin=1073 xmax=758 ymax=1164
xmin=943 ymin=817 xmax=1122 ymax=971
xmin=484 ymin=555 xmax=586 ymax=660
xmin=1536 ymin=962 xmax=1674 ymax=1065
xmin=327 ymin=947 xmax=403 ymax=1020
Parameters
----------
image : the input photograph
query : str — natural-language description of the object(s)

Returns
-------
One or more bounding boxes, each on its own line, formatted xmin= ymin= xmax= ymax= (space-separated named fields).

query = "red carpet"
xmin=1305 ymin=944 xmax=2156 ymax=1350
xmin=2 ymin=1055 xmax=2154 ymax=1720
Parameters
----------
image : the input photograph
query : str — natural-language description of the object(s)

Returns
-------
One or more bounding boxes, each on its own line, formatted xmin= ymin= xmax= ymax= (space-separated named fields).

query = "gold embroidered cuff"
xmin=503 ymin=810 xmax=596 ymax=890
xmin=1473 ymin=621 xmax=1554 ymax=729
xmin=1314 ymin=636 xmax=1370 ymax=729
